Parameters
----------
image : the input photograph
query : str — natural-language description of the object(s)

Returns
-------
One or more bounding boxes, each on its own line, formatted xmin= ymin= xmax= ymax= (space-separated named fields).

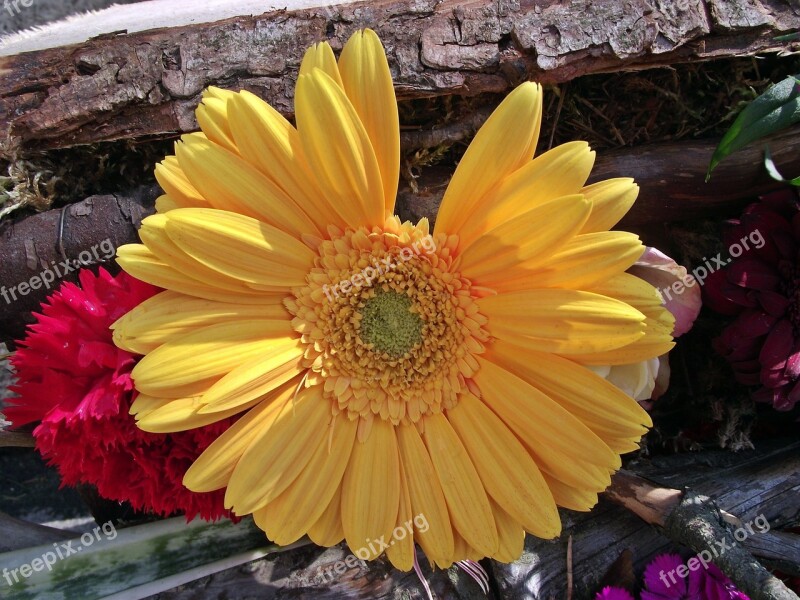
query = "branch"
xmin=607 ymin=471 xmax=799 ymax=600
xmin=0 ymin=0 xmax=797 ymax=152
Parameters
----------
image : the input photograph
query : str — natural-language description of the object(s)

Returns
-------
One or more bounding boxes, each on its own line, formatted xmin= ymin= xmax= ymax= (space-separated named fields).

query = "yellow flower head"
xmin=113 ymin=29 xmax=674 ymax=570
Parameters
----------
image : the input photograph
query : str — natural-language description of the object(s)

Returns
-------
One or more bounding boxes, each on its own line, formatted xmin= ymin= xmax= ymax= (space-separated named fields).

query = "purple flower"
xmin=596 ymin=586 xmax=635 ymax=600
xmin=641 ymin=553 xmax=750 ymax=600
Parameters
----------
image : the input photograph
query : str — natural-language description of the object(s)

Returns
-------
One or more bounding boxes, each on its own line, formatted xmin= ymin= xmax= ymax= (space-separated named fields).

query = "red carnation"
xmin=705 ymin=188 xmax=800 ymax=411
xmin=4 ymin=268 xmax=233 ymax=521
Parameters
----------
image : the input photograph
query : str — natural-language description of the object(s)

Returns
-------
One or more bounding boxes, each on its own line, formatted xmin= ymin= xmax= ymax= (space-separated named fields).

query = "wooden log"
xmin=0 ymin=0 xmax=798 ymax=153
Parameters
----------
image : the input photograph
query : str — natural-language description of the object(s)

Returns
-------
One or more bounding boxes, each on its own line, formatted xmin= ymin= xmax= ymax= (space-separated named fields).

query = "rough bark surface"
xmin=0 ymin=0 xmax=798 ymax=153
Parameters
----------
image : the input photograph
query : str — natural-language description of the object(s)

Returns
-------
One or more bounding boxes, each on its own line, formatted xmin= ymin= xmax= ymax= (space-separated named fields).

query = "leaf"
xmin=706 ymin=74 xmax=800 ymax=181
xmin=0 ymin=516 xmax=308 ymax=599
xmin=765 ymin=146 xmax=800 ymax=186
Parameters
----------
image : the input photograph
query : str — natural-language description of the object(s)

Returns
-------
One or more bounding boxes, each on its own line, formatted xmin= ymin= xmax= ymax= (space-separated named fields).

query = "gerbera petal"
xmin=341 ymin=419 xmax=401 ymax=560
xmin=164 ymin=208 xmax=315 ymax=288
xmin=490 ymin=500 xmax=526 ymax=562
xmin=308 ymin=483 xmax=345 ymax=547
xmin=227 ymin=90 xmax=341 ymax=230
xmin=435 ymin=82 xmax=542 ymax=235
xmin=132 ymin=394 xmax=244 ymax=433
xmin=225 ymin=385 xmax=331 ymax=514
xmin=299 ymin=41 xmax=343 ymax=87
xmin=543 ymin=473 xmax=599 ymax=511
xmin=175 ymin=134 xmax=321 ymax=238
xmin=112 ymin=291 xmax=290 ymax=355
xmin=339 ymin=29 xmax=400 ymax=214
xmin=195 ymin=91 xmax=237 ymax=153
xmin=452 ymin=139 xmax=591 ymax=247
xmin=475 ymin=356 xmax=621 ymax=488
xmin=295 ymin=68 xmax=384 ymax=228
xmin=385 ymin=455 xmax=415 ymax=571
xmin=154 ymin=195 xmax=182 ymax=213
xmin=477 ymin=289 xmax=646 ymax=354
xmin=447 ymin=393 xmax=560 ymax=538
xmin=138 ymin=213 xmax=257 ymax=292
xmin=488 ymin=340 xmax=652 ymax=453
xmin=422 ymin=413 xmax=499 ymax=557
xmin=256 ymin=414 xmax=357 ymax=545
xmin=115 ymin=245 xmax=271 ymax=305
xmin=458 ymin=194 xmax=590 ymax=281
xmin=396 ymin=423 xmax=455 ymax=567
xmin=154 ymin=156 xmax=209 ymax=209
xmin=131 ymin=320 xmax=294 ymax=398
xmin=580 ymin=178 xmax=639 ymax=234
xmin=184 ymin=382 xmax=295 ymax=492
xmin=198 ymin=341 xmax=304 ymax=413
xmin=518 ymin=232 xmax=645 ymax=290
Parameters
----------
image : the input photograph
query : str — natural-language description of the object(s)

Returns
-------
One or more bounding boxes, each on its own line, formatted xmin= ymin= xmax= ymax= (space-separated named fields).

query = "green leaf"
xmin=706 ymin=74 xmax=800 ymax=181
xmin=0 ymin=516 xmax=308 ymax=599
xmin=765 ymin=146 xmax=800 ymax=186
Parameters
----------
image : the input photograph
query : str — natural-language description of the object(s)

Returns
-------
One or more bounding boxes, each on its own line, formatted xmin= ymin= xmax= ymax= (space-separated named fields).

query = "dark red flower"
xmin=4 ymin=268 xmax=234 ymax=521
xmin=705 ymin=188 xmax=800 ymax=411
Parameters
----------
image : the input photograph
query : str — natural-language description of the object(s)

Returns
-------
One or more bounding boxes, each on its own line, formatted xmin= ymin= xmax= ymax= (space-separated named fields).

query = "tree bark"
xmin=0 ymin=0 xmax=798 ymax=153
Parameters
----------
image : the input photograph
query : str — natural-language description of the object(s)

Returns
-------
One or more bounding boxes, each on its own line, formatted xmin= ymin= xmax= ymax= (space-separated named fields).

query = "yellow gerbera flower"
xmin=113 ymin=29 xmax=674 ymax=570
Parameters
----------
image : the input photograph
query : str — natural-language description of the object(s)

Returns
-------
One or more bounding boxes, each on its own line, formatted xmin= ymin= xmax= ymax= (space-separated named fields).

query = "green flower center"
xmin=359 ymin=291 xmax=423 ymax=357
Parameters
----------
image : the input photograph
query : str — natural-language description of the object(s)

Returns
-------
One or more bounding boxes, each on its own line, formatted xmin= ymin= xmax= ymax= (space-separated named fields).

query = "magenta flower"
xmin=705 ymin=189 xmax=800 ymax=411
xmin=641 ymin=553 xmax=749 ymax=600
xmin=596 ymin=586 xmax=635 ymax=600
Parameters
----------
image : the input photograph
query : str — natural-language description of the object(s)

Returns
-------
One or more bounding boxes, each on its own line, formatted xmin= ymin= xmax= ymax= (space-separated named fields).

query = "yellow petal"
xmin=395 ymin=423 xmax=454 ymax=567
xmin=196 ymin=94 xmax=237 ymax=153
xmin=154 ymin=195 xmax=181 ymax=213
xmin=116 ymin=244 xmax=271 ymax=305
xmin=478 ymin=289 xmax=646 ymax=354
xmin=227 ymin=91 xmax=341 ymax=230
xmin=154 ymin=156 xmax=209 ymax=209
xmin=112 ymin=291 xmax=289 ymax=355
xmin=422 ymin=413 xmax=498 ymax=557
xmin=519 ymin=231 xmax=645 ymax=290
xmin=184 ymin=383 xmax=295 ymax=492
xmin=257 ymin=414 xmax=357 ymax=545
xmin=385 ymin=453 xmax=415 ymax=571
xmin=339 ymin=29 xmax=400 ymax=215
xmin=434 ymin=82 xmax=542 ymax=235
xmin=138 ymin=213 xmax=257 ymax=292
xmin=475 ymin=356 xmax=621 ymax=490
xmin=296 ymin=68 xmax=384 ymax=228
xmin=176 ymin=134 xmax=321 ymax=238
xmin=308 ymin=483 xmax=345 ymax=547
xmin=490 ymin=500 xmax=526 ymax=562
xmin=133 ymin=394 xmax=244 ymax=433
xmin=164 ymin=208 xmax=315 ymax=289
xmin=458 ymin=194 xmax=590 ymax=281
xmin=225 ymin=385 xmax=332 ymax=514
xmin=542 ymin=473 xmax=599 ymax=512
xmin=341 ymin=419 xmax=401 ymax=560
xmin=487 ymin=340 xmax=652 ymax=454
xmin=456 ymin=141 xmax=595 ymax=248
xmin=580 ymin=178 xmax=639 ymax=234
xmin=131 ymin=320 xmax=294 ymax=398
xmin=299 ymin=41 xmax=343 ymax=87
xmin=447 ymin=393 xmax=560 ymax=538
xmin=199 ymin=341 xmax=304 ymax=413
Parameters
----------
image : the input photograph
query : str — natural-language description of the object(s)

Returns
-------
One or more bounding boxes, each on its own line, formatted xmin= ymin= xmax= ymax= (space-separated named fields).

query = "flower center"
xmin=359 ymin=291 xmax=422 ymax=357
xmin=286 ymin=217 xmax=490 ymax=434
